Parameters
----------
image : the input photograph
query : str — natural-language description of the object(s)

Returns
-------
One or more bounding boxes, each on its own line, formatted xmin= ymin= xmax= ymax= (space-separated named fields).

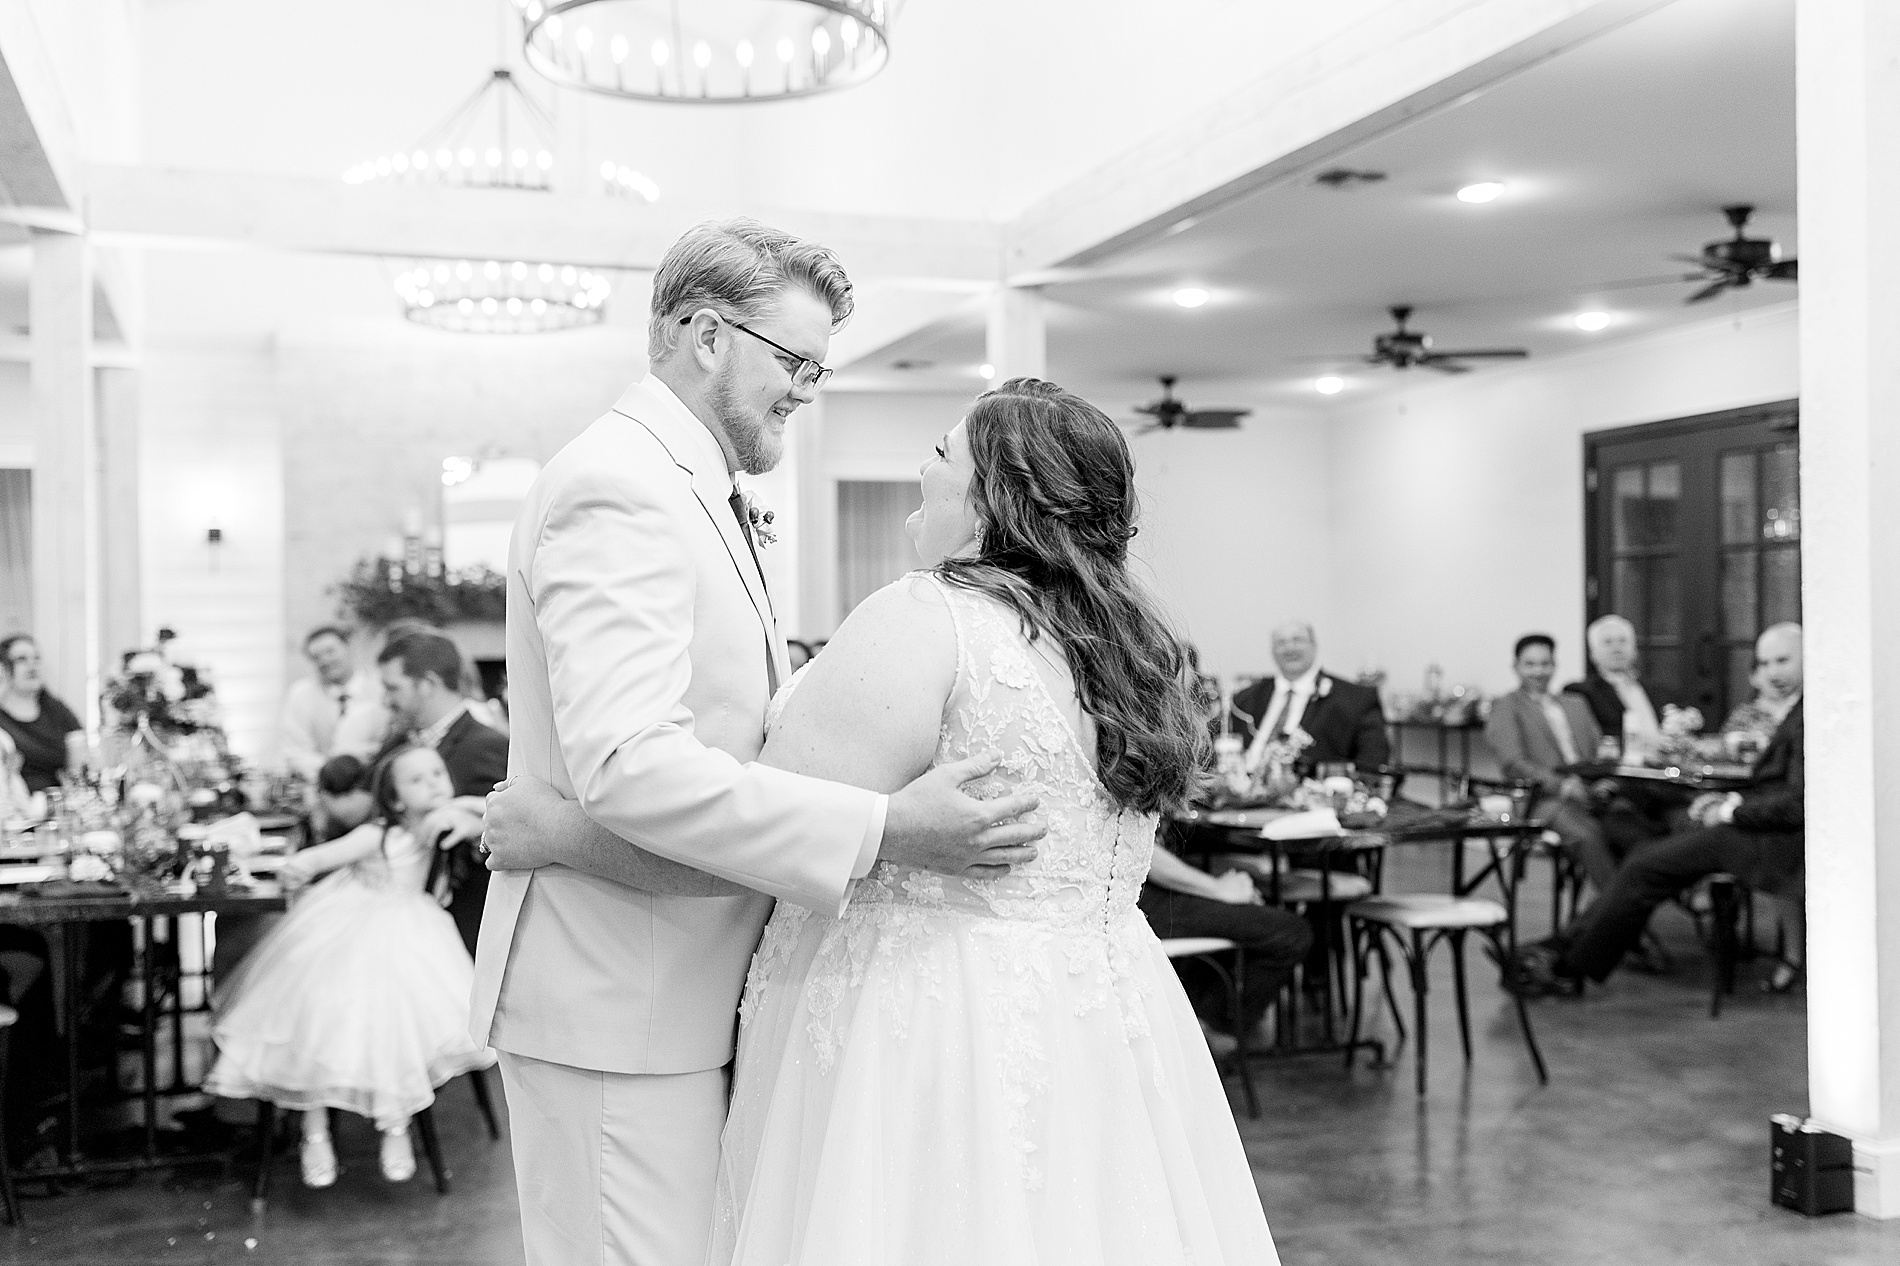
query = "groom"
xmin=471 ymin=219 xmax=1045 ymax=1266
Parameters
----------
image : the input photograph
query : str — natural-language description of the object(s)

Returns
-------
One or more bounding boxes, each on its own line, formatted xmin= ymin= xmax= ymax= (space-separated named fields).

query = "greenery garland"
xmin=331 ymin=556 xmax=507 ymax=627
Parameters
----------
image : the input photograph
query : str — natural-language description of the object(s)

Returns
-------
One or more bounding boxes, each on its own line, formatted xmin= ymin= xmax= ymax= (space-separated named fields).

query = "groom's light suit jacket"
xmin=471 ymin=375 xmax=884 ymax=1076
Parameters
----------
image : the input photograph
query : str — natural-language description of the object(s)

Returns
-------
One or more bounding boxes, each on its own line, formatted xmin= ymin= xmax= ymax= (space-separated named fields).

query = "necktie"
xmin=728 ymin=489 xmax=762 ymax=571
xmin=727 ymin=490 xmax=780 ymax=694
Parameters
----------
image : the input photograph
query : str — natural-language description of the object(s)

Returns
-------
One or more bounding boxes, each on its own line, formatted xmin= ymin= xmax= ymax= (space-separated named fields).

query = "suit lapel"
xmin=614 ymin=395 xmax=783 ymax=694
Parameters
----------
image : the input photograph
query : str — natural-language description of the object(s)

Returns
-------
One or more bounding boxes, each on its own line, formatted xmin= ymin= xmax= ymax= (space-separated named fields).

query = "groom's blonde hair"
xmin=647 ymin=218 xmax=854 ymax=358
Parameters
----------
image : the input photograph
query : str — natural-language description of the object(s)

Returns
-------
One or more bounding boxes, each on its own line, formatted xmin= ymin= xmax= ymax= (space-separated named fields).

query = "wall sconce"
xmin=207 ymin=523 xmax=224 ymax=572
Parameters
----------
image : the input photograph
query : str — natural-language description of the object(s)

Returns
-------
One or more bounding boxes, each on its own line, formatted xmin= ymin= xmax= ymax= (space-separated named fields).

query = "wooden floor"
xmin=5 ymin=840 xmax=1898 ymax=1265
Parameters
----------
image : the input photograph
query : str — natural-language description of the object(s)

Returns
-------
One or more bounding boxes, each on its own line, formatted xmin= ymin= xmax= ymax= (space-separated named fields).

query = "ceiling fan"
xmin=1351 ymin=306 xmax=1530 ymax=374
xmin=1124 ymin=376 xmax=1251 ymax=434
xmin=1596 ymin=204 xmax=1798 ymax=304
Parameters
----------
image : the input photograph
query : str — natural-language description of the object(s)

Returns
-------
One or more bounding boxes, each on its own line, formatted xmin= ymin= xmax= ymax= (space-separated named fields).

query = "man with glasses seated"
xmin=1502 ymin=623 xmax=1805 ymax=997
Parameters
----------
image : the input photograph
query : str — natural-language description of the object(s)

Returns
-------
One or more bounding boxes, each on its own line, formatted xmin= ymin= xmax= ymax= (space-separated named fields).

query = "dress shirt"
xmin=639 ymin=374 xmax=886 ymax=881
xmin=414 ymin=699 xmax=479 ymax=750
xmin=1604 ymin=670 xmax=1661 ymax=747
xmin=1244 ymin=666 xmax=1321 ymax=771
xmin=280 ymin=667 xmax=389 ymax=777
xmin=1536 ymin=693 xmax=1581 ymax=765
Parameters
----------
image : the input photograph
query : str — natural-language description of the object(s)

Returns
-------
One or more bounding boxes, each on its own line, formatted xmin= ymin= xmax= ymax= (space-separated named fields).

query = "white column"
xmin=1797 ymin=0 xmax=1900 ymax=1218
xmin=97 ymin=366 xmax=142 ymax=670
xmin=985 ymin=287 xmax=1047 ymax=383
xmin=29 ymin=230 xmax=100 ymax=723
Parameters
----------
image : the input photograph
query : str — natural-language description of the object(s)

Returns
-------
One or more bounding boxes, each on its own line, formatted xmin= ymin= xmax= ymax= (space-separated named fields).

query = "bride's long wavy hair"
xmin=935 ymin=378 xmax=1208 ymax=815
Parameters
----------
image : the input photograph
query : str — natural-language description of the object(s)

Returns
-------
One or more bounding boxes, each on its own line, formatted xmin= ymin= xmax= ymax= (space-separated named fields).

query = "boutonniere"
xmin=1317 ymin=676 xmax=1333 ymax=698
xmin=742 ymin=493 xmax=777 ymax=548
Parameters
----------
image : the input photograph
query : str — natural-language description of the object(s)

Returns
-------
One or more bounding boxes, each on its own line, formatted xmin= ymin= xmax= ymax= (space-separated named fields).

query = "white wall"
xmin=1324 ymin=301 xmax=1800 ymax=700
xmin=808 ymin=386 xmax=1333 ymax=686
xmin=139 ymin=347 xmax=285 ymax=763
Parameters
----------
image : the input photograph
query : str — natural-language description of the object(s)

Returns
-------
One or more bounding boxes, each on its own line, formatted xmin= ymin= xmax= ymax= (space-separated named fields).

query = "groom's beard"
xmin=710 ymin=363 xmax=786 ymax=476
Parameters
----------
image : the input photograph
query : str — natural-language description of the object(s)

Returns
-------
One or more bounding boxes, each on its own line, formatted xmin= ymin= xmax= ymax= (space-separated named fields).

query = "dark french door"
xmin=1584 ymin=400 xmax=1799 ymax=720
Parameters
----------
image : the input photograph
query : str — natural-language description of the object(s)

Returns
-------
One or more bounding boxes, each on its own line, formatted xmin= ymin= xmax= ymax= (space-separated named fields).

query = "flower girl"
xmin=205 ymin=745 xmax=495 ymax=1186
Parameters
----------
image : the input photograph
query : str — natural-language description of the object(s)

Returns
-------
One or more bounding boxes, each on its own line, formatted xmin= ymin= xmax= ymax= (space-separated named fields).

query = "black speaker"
xmin=1771 ymin=1114 xmax=1855 ymax=1216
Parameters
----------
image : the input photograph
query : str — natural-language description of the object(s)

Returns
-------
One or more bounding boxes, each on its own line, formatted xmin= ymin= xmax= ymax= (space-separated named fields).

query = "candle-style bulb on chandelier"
xmin=516 ymin=0 xmax=896 ymax=104
xmin=342 ymin=67 xmax=657 ymax=333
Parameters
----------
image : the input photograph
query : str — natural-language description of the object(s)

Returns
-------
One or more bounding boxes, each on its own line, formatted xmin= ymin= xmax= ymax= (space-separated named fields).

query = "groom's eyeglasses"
xmin=681 ymin=314 xmax=833 ymax=389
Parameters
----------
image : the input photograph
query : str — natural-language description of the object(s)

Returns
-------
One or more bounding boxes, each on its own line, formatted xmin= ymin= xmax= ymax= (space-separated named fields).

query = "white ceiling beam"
xmin=0 ymin=0 xmax=78 ymax=211
xmin=0 ymin=1 xmax=143 ymax=344
xmin=81 ymin=164 xmax=1004 ymax=285
xmin=1003 ymin=0 xmax=1677 ymax=279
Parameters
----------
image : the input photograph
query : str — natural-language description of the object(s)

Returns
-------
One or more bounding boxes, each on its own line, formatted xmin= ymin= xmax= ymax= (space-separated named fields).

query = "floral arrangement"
xmin=102 ymin=651 xmax=215 ymax=738
xmin=331 ymin=556 xmax=508 ymax=627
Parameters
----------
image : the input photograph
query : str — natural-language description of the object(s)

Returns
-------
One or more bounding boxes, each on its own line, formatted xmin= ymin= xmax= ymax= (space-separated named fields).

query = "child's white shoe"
xmin=299 ymin=1133 xmax=337 ymax=1188
xmin=379 ymin=1127 xmax=416 ymax=1183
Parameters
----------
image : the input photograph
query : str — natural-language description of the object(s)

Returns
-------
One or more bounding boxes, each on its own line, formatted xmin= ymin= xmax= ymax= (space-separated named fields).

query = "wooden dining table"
xmin=0 ymin=882 xmax=288 ymax=1180
xmin=1563 ymin=758 xmax=1756 ymax=792
xmin=1165 ymin=798 xmax=1572 ymax=1058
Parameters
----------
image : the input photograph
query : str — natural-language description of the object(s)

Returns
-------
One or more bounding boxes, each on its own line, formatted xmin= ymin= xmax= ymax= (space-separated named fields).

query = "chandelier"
xmin=516 ymin=0 xmax=895 ymax=104
xmin=344 ymin=68 xmax=656 ymax=333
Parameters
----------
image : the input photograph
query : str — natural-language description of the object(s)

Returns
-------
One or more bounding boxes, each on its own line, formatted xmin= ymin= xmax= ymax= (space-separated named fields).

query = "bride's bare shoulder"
xmin=825 ymin=572 xmax=956 ymax=662
xmin=764 ymin=573 xmax=956 ymax=788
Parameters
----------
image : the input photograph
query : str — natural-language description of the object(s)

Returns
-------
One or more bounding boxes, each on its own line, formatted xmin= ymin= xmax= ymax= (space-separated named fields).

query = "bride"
xmin=488 ymin=377 xmax=1277 ymax=1265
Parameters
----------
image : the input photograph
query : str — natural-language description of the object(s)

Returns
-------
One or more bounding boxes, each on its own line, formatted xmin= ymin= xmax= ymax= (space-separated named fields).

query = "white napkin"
xmin=1261 ymin=808 xmax=1344 ymax=839
xmin=205 ymin=812 xmax=264 ymax=856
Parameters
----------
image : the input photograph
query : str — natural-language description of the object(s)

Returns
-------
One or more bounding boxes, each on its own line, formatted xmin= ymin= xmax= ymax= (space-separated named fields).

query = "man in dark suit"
xmin=377 ymin=630 xmax=510 ymax=953
xmin=1505 ymin=623 xmax=1804 ymax=995
xmin=1229 ymin=620 xmax=1388 ymax=774
xmin=1562 ymin=614 xmax=1686 ymax=753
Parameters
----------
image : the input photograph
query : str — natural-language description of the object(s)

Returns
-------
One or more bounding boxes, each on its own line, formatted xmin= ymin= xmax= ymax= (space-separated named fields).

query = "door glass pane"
xmin=1613 ymin=559 xmax=1646 ymax=631
xmin=1762 ymin=547 xmax=1801 ymax=626
xmin=1720 ymin=452 xmax=1758 ymax=545
xmin=1762 ymin=443 xmax=1799 ymax=541
xmin=1721 ymin=551 xmax=1758 ymax=639
xmin=1613 ymin=466 xmax=1645 ymax=550
xmin=1727 ymin=646 xmax=1757 ymax=716
xmin=1648 ymin=555 xmax=1681 ymax=637
xmin=1646 ymin=462 xmax=1681 ymax=545
xmin=1644 ymin=648 xmax=1682 ymax=696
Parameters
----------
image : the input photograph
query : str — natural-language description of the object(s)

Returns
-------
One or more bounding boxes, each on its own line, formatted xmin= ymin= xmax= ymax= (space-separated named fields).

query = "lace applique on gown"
xmin=710 ymin=574 xmax=1279 ymax=1266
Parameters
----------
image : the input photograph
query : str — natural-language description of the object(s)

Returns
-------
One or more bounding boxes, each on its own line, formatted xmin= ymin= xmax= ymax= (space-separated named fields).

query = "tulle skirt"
xmin=709 ymin=898 xmax=1280 ymax=1266
xmin=204 ymin=865 xmax=495 ymax=1129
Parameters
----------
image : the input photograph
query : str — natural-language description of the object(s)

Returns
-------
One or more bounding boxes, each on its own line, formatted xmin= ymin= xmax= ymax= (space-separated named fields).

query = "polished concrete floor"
xmin=5 ymin=840 xmax=1898 ymax=1265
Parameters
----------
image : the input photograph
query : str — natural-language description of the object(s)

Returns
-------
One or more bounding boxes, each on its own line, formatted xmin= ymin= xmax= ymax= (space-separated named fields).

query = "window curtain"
xmin=836 ymin=480 xmax=922 ymax=624
xmin=0 ymin=470 xmax=29 ymax=637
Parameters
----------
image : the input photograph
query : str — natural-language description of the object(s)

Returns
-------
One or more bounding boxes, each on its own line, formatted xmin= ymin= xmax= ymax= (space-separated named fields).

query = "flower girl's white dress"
xmin=710 ymin=576 xmax=1279 ymax=1266
xmin=205 ymin=823 xmax=494 ymax=1129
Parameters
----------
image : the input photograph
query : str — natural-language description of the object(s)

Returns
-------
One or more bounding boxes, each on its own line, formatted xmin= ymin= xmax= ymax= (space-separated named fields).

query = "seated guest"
xmin=280 ymin=626 xmax=389 ymax=779
xmin=1565 ymin=614 xmax=1697 ymax=851
xmin=376 ymin=631 xmax=509 ymax=953
xmin=1564 ymin=614 xmax=1694 ymax=761
xmin=1139 ymin=845 xmax=1313 ymax=1046
xmin=1503 ymin=623 xmax=1804 ymax=997
xmin=1231 ymin=621 xmax=1389 ymax=774
xmin=1483 ymin=634 xmax=1618 ymax=893
xmin=0 ymin=635 xmax=81 ymax=794
xmin=1721 ymin=661 xmax=1799 ymax=747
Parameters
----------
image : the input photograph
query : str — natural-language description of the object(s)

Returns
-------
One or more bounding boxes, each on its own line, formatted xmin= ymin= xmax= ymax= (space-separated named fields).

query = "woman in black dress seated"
xmin=0 ymin=634 xmax=81 ymax=794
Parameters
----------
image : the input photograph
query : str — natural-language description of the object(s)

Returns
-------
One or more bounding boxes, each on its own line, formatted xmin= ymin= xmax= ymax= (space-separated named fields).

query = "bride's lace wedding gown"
xmin=709 ymin=576 xmax=1280 ymax=1265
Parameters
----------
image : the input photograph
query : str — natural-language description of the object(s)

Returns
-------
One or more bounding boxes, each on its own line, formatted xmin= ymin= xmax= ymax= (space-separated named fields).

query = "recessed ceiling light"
xmin=1171 ymin=287 xmax=1210 ymax=309
xmin=1315 ymin=375 xmax=1345 ymax=395
xmin=1456 ymin=181 xmax=1505 ymax=204
xmin=1573 ymin=310 xmax=1611 ymax=332
xmin=978 ymin=363 xmax=995 ymax=381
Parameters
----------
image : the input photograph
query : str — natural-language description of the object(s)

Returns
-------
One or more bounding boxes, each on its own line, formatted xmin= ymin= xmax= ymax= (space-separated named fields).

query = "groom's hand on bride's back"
xmin=880 ymin=752 xmax=1044 ymax=878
